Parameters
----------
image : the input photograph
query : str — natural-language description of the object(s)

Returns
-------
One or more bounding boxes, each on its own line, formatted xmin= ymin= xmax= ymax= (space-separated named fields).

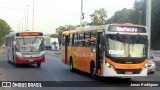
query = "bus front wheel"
xmin=37 ymin=63 xmax=41 ymax=67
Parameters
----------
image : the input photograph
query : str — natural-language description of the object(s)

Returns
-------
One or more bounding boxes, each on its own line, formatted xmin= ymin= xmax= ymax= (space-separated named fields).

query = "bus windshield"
xmin=106 ymin=34 xmax=148 ymax=58
xmin=16 ymin=37 xmax=44 ymax=52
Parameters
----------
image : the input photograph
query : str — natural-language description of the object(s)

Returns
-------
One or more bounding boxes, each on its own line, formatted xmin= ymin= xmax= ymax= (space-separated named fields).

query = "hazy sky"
xmin=0 ymin=0 xmax=135 ymax=34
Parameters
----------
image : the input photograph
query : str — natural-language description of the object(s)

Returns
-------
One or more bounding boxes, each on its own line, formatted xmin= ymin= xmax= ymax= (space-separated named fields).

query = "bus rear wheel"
xmin=70 ymin=59 xmax=75 ymax=72
xmin=90 ymin=63 xmax=96 ymax=79
xmin=37 ymin=63 xmax=41 ymax=67
xmin=7 ymin=54 xmax=11 ymax=63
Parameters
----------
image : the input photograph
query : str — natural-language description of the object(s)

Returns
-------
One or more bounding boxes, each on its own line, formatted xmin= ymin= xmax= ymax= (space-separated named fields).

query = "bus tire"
xmin=7 ymin=54 xmax=11 ymax=63
xmin=90 ymin=63 xmax=96 ymax=79
xmin=13 ymin=62 xmax=17 ymax=67
xmin=70 ymin=59 xmax=75 ymax=72
xmin=37 ymin=63 xmax=41 ymax=67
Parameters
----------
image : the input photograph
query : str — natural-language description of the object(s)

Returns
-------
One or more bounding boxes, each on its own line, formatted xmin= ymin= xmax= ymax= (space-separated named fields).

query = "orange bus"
xmin=61 ymin=24 xmax=148 ymax=79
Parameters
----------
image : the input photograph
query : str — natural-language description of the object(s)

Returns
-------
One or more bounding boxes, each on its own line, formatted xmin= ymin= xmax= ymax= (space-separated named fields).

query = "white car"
xmin=148 ymin=53 xmax=156 ymax=74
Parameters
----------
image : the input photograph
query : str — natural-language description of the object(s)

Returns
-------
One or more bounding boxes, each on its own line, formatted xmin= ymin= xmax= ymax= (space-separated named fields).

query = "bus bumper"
xmin=15 ymin=56 xmax=45 ymax=64
xmin=102 ymin=64 xmax=148 ymax=78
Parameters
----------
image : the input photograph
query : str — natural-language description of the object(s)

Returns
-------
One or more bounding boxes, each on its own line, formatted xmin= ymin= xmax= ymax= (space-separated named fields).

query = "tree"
xmin=90 ymin=8 xmax=107 ymax=25
xmin=55 ymin=25 xmax=75 ymax=46
xmin=50 ymin=34 xmax=58 ymax=38
xmin=131 ymin=0 xmax=146 ymax=25
xmin=0 ymin=19 xmax=11 ymax=45
xmin=106 ymin=8 xmax=133 ymax=24
xmin=151 ymin=0 xmax=160 ymax=49
xmin=105 ymin=0 xmax=160 ymax=49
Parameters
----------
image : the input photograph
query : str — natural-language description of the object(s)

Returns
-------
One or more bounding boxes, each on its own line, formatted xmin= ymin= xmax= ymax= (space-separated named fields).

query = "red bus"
xmin=62 ymin=24 xmax=148 ymax=79
xmin=5 ymin=32 xmax=45 ymax=67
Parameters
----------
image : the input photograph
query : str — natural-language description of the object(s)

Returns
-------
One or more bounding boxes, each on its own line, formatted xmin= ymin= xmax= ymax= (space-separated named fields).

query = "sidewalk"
xmin=0 ymin=47 xmax=4 ymax=55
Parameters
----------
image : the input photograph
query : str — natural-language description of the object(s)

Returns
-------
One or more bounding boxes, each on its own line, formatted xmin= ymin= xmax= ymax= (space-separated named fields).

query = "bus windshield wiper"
xmin=32 ymin=37 xmax=38 ymax=44
xmin=22 ymin=37 xmax=25 ymax=45
xmin=117 ymin=33 xmax=122 ymax=42
xmin=134 ymin=34 xmax=140 ymax=44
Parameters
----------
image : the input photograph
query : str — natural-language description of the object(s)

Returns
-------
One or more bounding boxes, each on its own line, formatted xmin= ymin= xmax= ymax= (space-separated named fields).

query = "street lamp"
xmin=138 ymin=11 xmax=142 ymax=24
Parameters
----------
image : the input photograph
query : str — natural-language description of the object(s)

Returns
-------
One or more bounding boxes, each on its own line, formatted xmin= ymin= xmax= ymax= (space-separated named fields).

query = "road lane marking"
xmin=54 ymin=78 xmax=59 ymax=82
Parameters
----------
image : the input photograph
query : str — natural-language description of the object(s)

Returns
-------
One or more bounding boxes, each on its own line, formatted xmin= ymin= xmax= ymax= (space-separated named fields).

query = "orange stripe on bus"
xmin=105 ymin=58 xmax=148 ymax=70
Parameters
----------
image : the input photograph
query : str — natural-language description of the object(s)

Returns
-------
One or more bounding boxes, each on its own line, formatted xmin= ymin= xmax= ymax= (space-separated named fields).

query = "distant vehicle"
xmin=62 ymin=24 xmax=148 ymax=79
xmin=148 ymin=59 xmax=156 ymax=74
xmin=51 ymin=38 xmax=59 ymax=51
xmin=5 ymin=32 xmax=45 ymax=67
xmin=45 ymin=38 xmax=52 ymax=50
xmin=44 ymin=37 xmax=59 ymax=50
xmin=148 ymin=53 xmax=156 ymax=74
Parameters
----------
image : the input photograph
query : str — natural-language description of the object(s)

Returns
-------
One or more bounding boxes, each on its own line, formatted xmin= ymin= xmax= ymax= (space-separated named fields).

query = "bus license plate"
xmin=29 ymin=60 xmax=34 ymax=62
xmin=125 ymin=71 xmax=132 ymax=75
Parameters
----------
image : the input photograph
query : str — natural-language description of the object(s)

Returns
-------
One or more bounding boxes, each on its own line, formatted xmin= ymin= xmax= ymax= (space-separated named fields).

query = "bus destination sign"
xmin=108 ymin=25 xmax=146 ymax=33
xmin=16 ymin=32 xmax=43 ymax=36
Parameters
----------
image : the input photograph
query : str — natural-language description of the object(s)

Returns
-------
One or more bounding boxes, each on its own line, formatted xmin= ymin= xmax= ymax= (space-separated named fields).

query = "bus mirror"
xmin=13 ymin=41 xmax=16 ymax=45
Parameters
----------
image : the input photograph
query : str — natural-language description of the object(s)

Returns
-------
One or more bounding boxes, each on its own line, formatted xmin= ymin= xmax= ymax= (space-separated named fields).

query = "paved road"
xmin=0 ymin=51 xmax=160 ymax=90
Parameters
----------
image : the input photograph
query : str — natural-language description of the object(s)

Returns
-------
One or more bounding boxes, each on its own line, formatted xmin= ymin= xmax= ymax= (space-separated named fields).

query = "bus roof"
xmin=63 ymin=25 xmax=105 ymax=35
xmin=62 ymin=24 xmax=146 ymax=35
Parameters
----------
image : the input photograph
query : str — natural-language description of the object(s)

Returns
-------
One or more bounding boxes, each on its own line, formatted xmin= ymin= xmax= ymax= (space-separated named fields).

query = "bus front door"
xmin=96 ymin=31 xmax=104 ymax=75
xmin=64 ymin=35 xmax=69 ymax=64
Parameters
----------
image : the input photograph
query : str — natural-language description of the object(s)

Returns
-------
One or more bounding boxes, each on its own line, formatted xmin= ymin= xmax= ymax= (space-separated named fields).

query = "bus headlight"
xmin=105 ymin=63 xmax=110 ymax=67
xmin=16 ymin=52 xmax=23 ymax=58
xmin=105 ymin=62 xmax=114 ymax=68
xmin=142 ymin=64 xmax=148 ymax=70
xmin=145 ymin=64 xmax=148 ymax=67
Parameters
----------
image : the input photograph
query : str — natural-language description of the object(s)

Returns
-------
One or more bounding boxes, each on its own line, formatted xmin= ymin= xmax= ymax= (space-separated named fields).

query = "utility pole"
xmin=21 ymin=18 xmax=24 ymax=32
xmin=80 ymin=0 xmax=83 ymax=27
xmin=19 ymin=22 xmax=20 ymax=32
xmin=32 ymin=0 xmax=35 ymax=31
xmin=146 ymin=0 xmax=151 ymax=57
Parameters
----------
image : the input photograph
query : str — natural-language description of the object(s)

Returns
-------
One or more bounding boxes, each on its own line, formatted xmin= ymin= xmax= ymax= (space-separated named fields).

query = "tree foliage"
xmin=53 ymin=0 xmax=160 ymax=50
xmin=151 ymin=0 xmax=160 ymax=49
xmin=106 ymin=8 xmax=133 ymax=24
xmin=50 ymin=34 xmax=58 ymax=38
xmin=90 ymin=8 xmax=107 ymax=25
xmin=106 ymin=0 xmax=160 ymax=49
xmin=56 ymin=25 xmax=75 ymax=37
xmin=0 ymin=19 xmax=11 ymax=45
xmin=55 ymin=25 xmax=75 ymax=45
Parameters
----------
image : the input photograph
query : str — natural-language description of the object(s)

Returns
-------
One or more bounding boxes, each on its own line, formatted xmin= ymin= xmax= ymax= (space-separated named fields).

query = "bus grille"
xmin=116 ymin=69 xmax=141 ymax=74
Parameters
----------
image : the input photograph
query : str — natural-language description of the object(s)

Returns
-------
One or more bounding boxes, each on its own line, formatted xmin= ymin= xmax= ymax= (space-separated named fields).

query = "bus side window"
xmin=62 ymin=35 xmax=65 ymax=46
xmin=72 ymin=34 xmax=74 ymax=46
xmin=74 ymin=34 xmax=77 ymax=46
xmin=66 ymin=35 xmax=70 ymax=46
xmin=79 ymin=33 xmax=84 ymax=46
xmin=90 ymin=31 xmax=96 ymax=47
xmin=85 ymin=32 xmax=91 ymax=47
xmin=69 ymin=34 xmax=72 ymax=46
